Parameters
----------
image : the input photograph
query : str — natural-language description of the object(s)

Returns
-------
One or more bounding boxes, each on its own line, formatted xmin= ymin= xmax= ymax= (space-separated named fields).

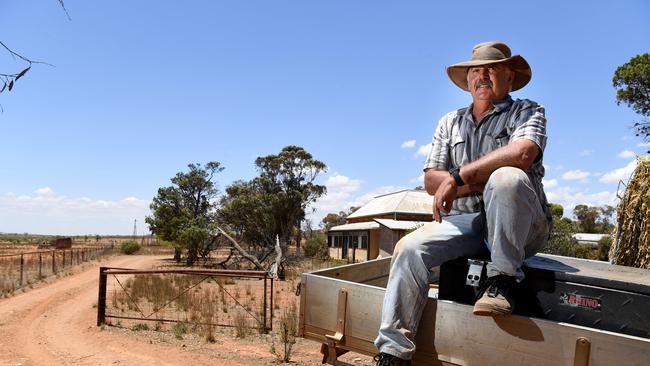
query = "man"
xmin=373 ymin=41 xmax=552 ymax=366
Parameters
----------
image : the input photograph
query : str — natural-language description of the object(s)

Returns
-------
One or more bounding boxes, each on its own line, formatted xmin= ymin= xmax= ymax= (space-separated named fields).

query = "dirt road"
xmin=0 ymin=255 xmax=258 ymax=366
xmin=0 ymin=255 xmax=372 ymax=366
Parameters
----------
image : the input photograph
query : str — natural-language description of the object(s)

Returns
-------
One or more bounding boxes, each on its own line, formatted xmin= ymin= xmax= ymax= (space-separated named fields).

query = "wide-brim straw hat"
xmin=446 ymin=41 xmax=532 ymax=92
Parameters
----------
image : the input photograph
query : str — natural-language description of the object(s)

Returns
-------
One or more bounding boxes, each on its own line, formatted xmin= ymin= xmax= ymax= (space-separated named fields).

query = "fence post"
xmin=52 ymin=251 xmax=56 ymax=273
xmin=19 ymin=254 xmax=24 ymax=287
xmin=39 ymin=253 xmax=42 ymax=279
xmin=97 ymin=267 xmax=108 ymax=326
xmin=62 ymin=250 xmax=66 ymax=268
xmin=270 ymin=277 xmax=274 ymax=331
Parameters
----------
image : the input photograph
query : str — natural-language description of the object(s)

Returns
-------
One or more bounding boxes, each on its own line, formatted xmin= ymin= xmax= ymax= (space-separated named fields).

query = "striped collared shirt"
xmin=423 ymin=95 xmax=550 ymax=215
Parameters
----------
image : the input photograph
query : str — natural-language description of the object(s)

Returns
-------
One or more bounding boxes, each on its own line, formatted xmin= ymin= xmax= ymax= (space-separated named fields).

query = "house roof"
xmin=347 ymin=189 xmax=432 ymax=219
xmin=573 ymin=233 xmax=610 ymax=243
xmin=374 ymin=219 xmax=426 ymax=230
xmin=329 ymin=221 xmax=380 ymax=232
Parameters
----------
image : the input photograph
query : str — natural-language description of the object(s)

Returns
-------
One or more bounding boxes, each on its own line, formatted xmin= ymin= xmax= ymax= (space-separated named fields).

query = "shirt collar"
xmin=492 ymin=95 xmax=514 ymax=112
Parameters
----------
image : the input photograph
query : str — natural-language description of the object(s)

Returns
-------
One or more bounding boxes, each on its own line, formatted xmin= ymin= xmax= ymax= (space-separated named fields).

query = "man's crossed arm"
xmin=425 ymin=139 xmax=540 ymax=222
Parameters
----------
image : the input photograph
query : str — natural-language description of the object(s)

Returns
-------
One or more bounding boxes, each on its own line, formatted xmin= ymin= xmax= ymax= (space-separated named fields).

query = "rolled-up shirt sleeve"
xmin=510 ymin=103 xmax=547 ymax=154
xmin=423 ymin=112 xmax=455 ymax=171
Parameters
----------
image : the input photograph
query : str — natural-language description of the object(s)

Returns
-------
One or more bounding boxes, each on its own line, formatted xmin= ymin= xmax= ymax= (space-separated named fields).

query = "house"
xmin=327 ymin=189 xmax=433 ymax=262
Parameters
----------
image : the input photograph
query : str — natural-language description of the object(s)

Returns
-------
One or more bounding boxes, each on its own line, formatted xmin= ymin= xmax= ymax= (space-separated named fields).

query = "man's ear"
xmin=506 ymin=68 xmax=515 ymax=92
xmin=507 ymin=68 xmax=515 ymax=84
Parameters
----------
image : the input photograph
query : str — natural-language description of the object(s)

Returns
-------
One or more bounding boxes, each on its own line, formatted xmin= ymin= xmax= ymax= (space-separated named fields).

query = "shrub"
xmin=234 ymin=311 xmax=251 ymax=338
xmin=540 ymin=217 xmax=577 ymax=257
xmin=172 ymin=321 xmax=187 ymax=339
xmin=304 ymin=236 xmax=328 ymax=259
xmin=597 ymin=235 xmax=612 ymax=261
xmin=132 ymin=323 xmax=150 ymax=331
xmin=271 ymin=303 xmax=298 ymax=362
xmin=120 ymin=240 xmax=141 ymax=255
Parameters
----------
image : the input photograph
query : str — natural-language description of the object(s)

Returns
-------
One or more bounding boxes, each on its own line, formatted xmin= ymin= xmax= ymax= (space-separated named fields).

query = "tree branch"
xmin=215 ymin=226 xmax=266 ymax=270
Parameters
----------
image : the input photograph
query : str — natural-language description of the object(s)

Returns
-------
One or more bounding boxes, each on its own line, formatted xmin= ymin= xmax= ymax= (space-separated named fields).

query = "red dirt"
xmin=0 ymin=255 xmax=373 ymax=366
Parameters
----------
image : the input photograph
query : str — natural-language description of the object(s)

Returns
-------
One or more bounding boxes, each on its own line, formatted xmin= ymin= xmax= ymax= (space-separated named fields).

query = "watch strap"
xmin=450 ymin=167 xmax=465 ymax=187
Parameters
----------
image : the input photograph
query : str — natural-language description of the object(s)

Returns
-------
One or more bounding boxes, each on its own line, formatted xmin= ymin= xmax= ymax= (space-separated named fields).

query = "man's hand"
xmin=433 ymin=176 xmax=458 ymax=223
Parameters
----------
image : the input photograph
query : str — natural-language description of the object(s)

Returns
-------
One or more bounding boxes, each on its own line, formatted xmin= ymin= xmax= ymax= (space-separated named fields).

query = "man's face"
xmin=466 ymin=64 xmax=514 ymax=102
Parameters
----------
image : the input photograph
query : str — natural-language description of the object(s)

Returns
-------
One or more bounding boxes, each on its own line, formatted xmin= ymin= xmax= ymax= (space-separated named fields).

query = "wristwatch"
xmin=449 ymin=167 xmax=465 ymax=187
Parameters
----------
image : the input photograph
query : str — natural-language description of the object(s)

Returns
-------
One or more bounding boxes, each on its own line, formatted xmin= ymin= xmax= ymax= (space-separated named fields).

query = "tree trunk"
xmin=216 ymin=227 xmax=267 ymax=270
xmin=174 ymin=247 xmax=181 ymax=263
xmin=295 ymin=225 xmax=302 ymax=256
xmin=186 ymin=244 xmax=198 ymax=266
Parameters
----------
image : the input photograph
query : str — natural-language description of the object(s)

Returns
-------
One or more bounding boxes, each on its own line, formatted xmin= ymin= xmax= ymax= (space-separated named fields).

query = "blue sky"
xmin=0 ymin=1 xmax=648 ymax=235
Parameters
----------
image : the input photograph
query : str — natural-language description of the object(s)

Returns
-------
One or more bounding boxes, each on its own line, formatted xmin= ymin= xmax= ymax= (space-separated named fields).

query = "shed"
xmin=53 ymin=237 xmax=73 ymax=249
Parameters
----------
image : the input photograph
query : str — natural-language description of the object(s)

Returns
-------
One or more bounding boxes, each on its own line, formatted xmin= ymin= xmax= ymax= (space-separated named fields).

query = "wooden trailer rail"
xmin=299 ymin=257 xmax=650 ymax=366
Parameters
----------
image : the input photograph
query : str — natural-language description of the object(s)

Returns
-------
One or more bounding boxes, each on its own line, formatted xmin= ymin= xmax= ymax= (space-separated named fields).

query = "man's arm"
xmin=458 ymin=138 xmax=540 ymax=185
xmin=432 ymin=139 xmax=540 ymax=222
xmin=424 ymin=168 xmax=485 ymax=197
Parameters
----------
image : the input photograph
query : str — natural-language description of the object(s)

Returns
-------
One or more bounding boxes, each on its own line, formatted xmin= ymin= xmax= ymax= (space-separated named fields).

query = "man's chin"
xmin=472 ymin=93 xmax=496 ymax=102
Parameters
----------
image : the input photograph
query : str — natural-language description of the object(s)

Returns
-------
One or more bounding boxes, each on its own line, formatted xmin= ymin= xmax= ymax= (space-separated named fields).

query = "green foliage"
xmin=303 ymin=236 xmax=328 ymax=259
xmin=549 ymin=203 xmax=564 ymax=218
xmin=613 ymin=53 xmax=650 ymax=147
xmin=218 ymin=146 xmax=326 ymax=255
xmin=320 ymin=207 xmax=359 ymax=231
xmin=541 ymin=217 xmax=577 ymax=257
xmin=146 ymin=161 xmax=223 ymax=265
xmin=597 ymin=236 xmax=612 ymax=261
xmin=614 ymin=53 xmax=650 ymax=117
xmin=131 ymin=323 xmax=150 ymax=331
xmin=172 ymin=321 xmax=188 ymax=339
xmin=120 ymin=240 xmax=141 ymax=255
xmin=573 ymin=204 xmax=615 ymax=234
xmin=321 ymin=213 xmax=347 ymax=231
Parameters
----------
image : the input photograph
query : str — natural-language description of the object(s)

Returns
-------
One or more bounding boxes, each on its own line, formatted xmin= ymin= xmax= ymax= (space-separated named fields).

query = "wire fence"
xmin=0 ymin=246 xmax=112 ymax=295
xmin=97 ymin=268 xmax=274 ymax=335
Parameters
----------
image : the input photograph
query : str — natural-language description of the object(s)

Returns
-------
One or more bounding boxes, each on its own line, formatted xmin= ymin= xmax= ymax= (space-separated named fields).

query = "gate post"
xmin=97 ymin=267 xmax=108 ymax=326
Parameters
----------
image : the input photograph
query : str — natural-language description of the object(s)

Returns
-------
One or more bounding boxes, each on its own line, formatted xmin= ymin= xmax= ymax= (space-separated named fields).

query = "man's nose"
xmin=478 ymin=68 xmax=490 ymax=78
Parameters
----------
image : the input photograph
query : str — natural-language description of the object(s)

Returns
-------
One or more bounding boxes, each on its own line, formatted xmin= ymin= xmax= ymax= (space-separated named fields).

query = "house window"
xmin=329 ymin=230 xmax=369 ymax=250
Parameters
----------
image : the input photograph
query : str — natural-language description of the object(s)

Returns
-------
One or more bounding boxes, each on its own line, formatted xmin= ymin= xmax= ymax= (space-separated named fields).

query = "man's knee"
xmin=485 ymin=167 xmax=529 ymax=198
xmin=393 ymin=233 xmax=419 ymax=258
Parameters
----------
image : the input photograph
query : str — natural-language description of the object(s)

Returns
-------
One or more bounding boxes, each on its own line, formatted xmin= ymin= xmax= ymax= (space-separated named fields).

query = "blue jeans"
xmin=374 ymin=167 xmax=550 ymax=360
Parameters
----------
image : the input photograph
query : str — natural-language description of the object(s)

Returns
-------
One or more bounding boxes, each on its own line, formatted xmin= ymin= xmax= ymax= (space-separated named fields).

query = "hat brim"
xmin=446 ymin=55 xmax=531 ymax=92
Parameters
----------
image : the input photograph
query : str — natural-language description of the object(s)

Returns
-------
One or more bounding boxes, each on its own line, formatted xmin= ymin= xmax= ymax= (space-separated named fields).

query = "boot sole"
xmin=473 ymin=303 xmax=512 ymax=316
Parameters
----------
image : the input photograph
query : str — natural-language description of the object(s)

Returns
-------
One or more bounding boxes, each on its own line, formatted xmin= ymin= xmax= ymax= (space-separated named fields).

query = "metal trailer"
xmin=298 ymin=254 xmax=650 ymax=366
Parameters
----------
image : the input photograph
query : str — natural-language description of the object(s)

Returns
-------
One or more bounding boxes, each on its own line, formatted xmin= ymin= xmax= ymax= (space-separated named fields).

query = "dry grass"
xmin=611 ymin=155 xmax=650 ymax=268
xmin=0 ymin=247 xmax=109 ymax=296
xmin=104 ymin=254 xmax=348 ymax=355
xmin=108 ymin=273 xmax=270 ymax=338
